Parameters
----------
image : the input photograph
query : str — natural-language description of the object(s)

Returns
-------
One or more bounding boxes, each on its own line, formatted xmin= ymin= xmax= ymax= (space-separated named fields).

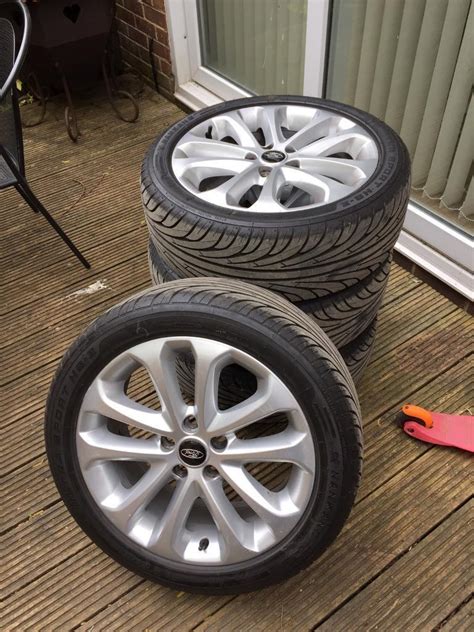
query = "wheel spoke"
xmin=191 ymin=339 xmax=232 ymax=431
xmin=219 ymin=463 xmax=293 ymax=530
xmin=149 ymin=477 xmax=199 ymax=555
xmin=77 ymin=427 xmax=169 ymax=467
xmin=198 ymin=475 xmax=256 ymax=561
xmin=207 ymin=373 xmax=296 ymax=435
xmin=296 ymin=128 xmax=373 ymax=159
xmin=172 ymin=157 xmax=254 ymax=181
xmin=82 ymin=378 xmax=173 ymax=435
xmin=251 ymin=168 xmax=286 ymax=212
xmin=282 ymin=166 xmax=354 ymax=204
xmin=175 ymin=134 xmax=258 ymax=159
xmin=283 ymin=110 xmax=335 ymax=152
xmin=101 ymin=463 xmax=172 ymax=531
xmin=221 ymin=431 xmax=312 ymax=472
xmin=298 ymin=156 xmax=377 ymax=185
xmin=196 ymin=164 xmax=258 ymax=207
xmin=210 ymin=111 xmax=261 ymax=148
xmin=127 ymin=340 xmax=187 ymax=432
xmin=259 ymin=105 xmax=285 ymax=146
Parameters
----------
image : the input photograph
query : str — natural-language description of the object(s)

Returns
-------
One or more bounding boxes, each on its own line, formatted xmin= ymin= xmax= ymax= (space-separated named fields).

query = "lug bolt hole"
xmin=198 ymin=537 xmax=209 ymax=551
xmin=183 ymin=415 xmax=198 ymax=432
xmin=161 ymin=436 xmax=175 ymax=451
xmin=204 ymin=465 xmax=219 ymax=479
xmin=211 ymin=436 xmax=227 ymax=451
xmin=173 ymin=465 xmax=188 ymax=478
xmin=259 ymin=166 xmax=272 ymax=178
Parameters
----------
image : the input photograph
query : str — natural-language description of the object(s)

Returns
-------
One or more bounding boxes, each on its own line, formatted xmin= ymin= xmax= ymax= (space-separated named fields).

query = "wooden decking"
xmin=1 ymin=89 xmax=472 ymax=631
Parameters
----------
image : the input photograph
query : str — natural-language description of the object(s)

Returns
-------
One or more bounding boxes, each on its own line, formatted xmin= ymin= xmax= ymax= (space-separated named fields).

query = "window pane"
xmin=326 ymin=0 xmax=473 ymax=236
xmin=198 ymin=0 xmax=307 ymax=95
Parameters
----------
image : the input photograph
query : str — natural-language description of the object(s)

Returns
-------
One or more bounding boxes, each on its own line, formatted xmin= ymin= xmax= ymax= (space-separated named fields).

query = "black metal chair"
xmin=0 ymin=0 xmax=90 ymax=268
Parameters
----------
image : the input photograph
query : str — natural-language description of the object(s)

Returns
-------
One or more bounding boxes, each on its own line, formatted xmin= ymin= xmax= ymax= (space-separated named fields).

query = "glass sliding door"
xmin=167 ymin=0 xmax=472 ymax=295
xmin=326 ymin=0 xmax=473 ymax=237
xmin=197 ymin=0 xmax=308 ymax=95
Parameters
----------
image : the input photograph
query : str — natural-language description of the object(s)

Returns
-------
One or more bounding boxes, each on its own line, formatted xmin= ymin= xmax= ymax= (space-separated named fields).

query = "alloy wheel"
xmin=172 ymin=104 xmax=378 ymax=212
xmin=77 ymin=336 xmax=316 ymax=565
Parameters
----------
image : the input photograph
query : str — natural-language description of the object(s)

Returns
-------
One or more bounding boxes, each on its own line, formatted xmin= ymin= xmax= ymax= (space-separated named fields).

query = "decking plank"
xmin=438 ymin=598 xmax=473 ymax=631
xmin=317 ymin=501 xmax=472 ymax=631
xmin=2 ymin=249 xmax=150 ymax=362
xmin=1 ymin=250 xmax=149 ymax=351
xmin=0 ymin=136 xmax=152 ymax=241
xmin=8 ymin=91 xmax=183 ymax=187
xmin=1 ymin=226 xmax=148 ymax=317
xmin=191 ymin=450 xmax=470 ymax=632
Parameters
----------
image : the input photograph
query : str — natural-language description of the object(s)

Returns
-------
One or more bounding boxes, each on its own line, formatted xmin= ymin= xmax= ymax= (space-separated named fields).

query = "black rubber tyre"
xmin=340 ymin=317 xmax=377 ymax=384
xmin=175 ymin=317 xmax=377 ymax=412
xmin=142 ymin=95 xmax=410 ymax=301
xmin=45 ymin=278 xmax=362 ymax=594
xmin=148 ymin=238 xmax=389 ymax=348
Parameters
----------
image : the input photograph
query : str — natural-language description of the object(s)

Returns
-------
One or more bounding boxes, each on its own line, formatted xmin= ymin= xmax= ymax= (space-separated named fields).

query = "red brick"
xmin=159 ymin=58 xmax=172 ymax=77
xmin=116 ymin=6 xmax=134 ymax=24
xmin=156 ymin=71 xmax=173 ymax=91
xmin=143 ymin=0 xmax=165 ymax=12
xmin=115 ymin=0 xmax=171 ymax=93
xmin=143 ymin=5 xmax=166 ymax=29
xmin=152 ymin=53 xmax=172 ymax=79
xmin=137 ymin=45 xmax=151 ymax=62
xmin=135 ymin=14 xmax=157 ymax=39
xmin=124 ymin=50 xmax=153 ymax=79
xmin=120 ymin=34 xmax=142 ymax=58
xmin=123 ymin=0 xmax=143 ymax=16
xmin=116 ymin=6 xmax=135 ymax=26
xmin=155 ymin=26 xmax=169 ymax=46
xmin=128 ymin=24 xmax=149 ymax=48
xmin=154 ymin=42 xmax=171 ymax=62
xmin=116 ymin=20 xmax=129 ymax=38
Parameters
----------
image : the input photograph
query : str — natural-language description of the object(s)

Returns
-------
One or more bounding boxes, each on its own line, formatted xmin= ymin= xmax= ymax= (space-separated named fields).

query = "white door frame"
xmin=165 ymin=0 xmax=329 ymax=108
xmin=164 ymin=0 xmax=473 ymax=299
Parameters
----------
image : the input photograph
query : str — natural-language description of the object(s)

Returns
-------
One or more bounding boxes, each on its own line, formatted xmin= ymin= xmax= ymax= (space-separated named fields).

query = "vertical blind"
xmin=198 ymin=0 xmax=307 ymax=95
xmin=326 ymin=0 xmax=473 ymax=235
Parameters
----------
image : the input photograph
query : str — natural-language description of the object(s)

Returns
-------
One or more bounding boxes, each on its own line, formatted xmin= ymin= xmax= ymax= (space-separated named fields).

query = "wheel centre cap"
xmin=179 ymin=439 xmax=207 ymax=467
xmin=261 ymin=149 xmax=286 ymax=163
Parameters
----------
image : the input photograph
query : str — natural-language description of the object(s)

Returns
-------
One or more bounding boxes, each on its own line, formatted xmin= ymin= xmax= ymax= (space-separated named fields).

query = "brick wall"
xmin=115 ymin=0 xmax=174 ymax=101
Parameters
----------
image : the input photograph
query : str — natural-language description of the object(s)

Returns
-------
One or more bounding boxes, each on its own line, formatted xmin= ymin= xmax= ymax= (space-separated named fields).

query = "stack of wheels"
xmin=46 ymin=279 xmax=364 ymax=593
xmin=141 ymin=96 xmax=410 ymax=392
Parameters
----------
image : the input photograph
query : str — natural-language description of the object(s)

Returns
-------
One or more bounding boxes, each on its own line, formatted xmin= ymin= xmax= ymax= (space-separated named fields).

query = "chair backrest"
xmin=0 ymin=1 xmax=31 ymax=185
xmin=0 ymin=16 xmax=24 ymax=171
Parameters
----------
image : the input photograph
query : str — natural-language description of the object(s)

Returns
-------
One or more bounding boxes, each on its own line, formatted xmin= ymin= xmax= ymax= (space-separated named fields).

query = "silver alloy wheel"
xmin=77 ymin=337 xmax=316 ymax=565
xmin=172 ymin=104 xmax=379 ymax=212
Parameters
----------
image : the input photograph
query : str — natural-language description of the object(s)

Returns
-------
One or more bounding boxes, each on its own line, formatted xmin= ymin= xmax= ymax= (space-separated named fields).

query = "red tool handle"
xmin=397 ymin=405 xmax=474 ymax=453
